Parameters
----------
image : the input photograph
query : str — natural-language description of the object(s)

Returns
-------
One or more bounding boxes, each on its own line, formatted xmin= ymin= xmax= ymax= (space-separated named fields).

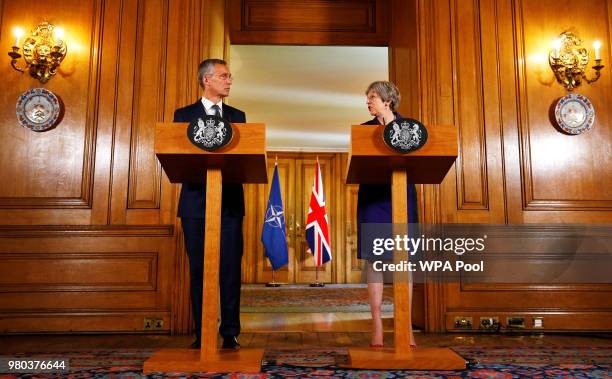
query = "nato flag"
xmin=261 ymin=164 xmax=289 ymax=270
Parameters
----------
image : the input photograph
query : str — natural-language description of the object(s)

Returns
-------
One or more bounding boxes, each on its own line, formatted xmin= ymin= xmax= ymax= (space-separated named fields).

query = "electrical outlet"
xmin=507 ymin=316 xmax=525 ymax=329
xmin=479 ymin=316 xmax=499 ymax=330
xmin=143 ymin=317 xmax=154 ymax=329
xmin=533 ymin=317 xmax=543 ymax=329
xmin=454 ymin=316 xmax=473 ymax=329
xmin=154 ymin=318 xmax=164 ymax=329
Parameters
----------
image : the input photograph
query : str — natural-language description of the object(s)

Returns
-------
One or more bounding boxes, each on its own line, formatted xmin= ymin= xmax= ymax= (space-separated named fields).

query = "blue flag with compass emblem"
xmin=261 ymin=164 xmax=289 ymax=270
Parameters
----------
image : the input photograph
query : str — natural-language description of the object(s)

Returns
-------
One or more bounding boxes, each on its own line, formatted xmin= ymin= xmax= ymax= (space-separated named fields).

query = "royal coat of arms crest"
xmin=383 ymin=118 xmax=428 ymax=153
xmin=187 ymin=115 xmax=233 ymax=151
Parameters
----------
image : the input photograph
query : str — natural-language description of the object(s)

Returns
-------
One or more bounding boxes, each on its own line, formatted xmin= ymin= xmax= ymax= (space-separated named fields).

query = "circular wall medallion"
xmin=187 ymin=115 xmax=233 ymax=151
xmin=554 ymin=93 xmax=595 ymax=135
xmin=16 ymin=88 xmax=62 ymax=132
xmin=383 ymin=118 xmax=428 ymax=153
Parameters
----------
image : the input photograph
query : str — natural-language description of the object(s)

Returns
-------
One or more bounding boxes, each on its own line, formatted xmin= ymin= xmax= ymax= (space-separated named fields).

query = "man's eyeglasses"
xmin=207 ymin=73 xmax=234 ymax=81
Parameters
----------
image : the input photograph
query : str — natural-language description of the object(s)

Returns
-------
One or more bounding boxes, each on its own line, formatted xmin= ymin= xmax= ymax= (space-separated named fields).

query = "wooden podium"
xmin=143 ymin=122 xmax=268 ymax=373
xmin=344 ymin=124 xmax=466 ymax=370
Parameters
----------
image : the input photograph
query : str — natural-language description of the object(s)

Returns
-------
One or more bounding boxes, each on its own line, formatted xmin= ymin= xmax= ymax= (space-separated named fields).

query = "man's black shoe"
xmin=189 ymin=338 xmax=201 ymax=349
xmin=221 ymin=336 xmax=240 ymax=350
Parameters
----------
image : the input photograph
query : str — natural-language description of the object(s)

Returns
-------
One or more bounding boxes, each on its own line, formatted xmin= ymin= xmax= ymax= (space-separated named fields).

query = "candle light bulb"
xmin=54 ymin=27 xmax=64 ymax=40
xmin=593 ymin=40 xmax=601 ymax=60
xmin=13 ymin=27 xmax=24 ymax=47
xmin=551 ymin=38 xmax=562 ymax=59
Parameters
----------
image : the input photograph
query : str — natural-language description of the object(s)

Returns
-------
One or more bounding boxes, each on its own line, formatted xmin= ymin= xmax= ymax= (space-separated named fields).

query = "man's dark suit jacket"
xmin=173 ymin=100 xmax=246 ymax=218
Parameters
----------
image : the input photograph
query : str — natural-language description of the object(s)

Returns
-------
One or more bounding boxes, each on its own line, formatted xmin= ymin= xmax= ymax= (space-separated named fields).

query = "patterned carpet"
xmin=1 ymin=346 xmax=611 ymax=378
xmin=240 ymin=285 xmax=394 ymax=312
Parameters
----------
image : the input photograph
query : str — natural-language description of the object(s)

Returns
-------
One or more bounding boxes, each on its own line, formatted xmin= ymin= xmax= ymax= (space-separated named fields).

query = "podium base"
xmin=143 ymin=348 xmax=264 ymax=373
xmin=343 ymin=347 xmax=466 ymax=370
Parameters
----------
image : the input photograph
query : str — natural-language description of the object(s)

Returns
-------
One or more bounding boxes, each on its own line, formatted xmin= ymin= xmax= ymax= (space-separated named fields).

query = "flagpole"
xmin=266 ymin=268 xmax=280 ymax=287
xmin=310 ymin=265 xmax=324 ymax=287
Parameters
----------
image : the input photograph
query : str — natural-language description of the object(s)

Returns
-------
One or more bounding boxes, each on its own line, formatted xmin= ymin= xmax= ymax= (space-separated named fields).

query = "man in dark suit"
xmin=173 ymin=58 xmax=245 ymax=350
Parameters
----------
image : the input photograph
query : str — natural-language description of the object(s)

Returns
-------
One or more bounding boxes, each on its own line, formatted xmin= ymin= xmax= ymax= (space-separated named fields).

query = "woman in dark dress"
xmin=357 ymin=81 xmax=418 ymax=347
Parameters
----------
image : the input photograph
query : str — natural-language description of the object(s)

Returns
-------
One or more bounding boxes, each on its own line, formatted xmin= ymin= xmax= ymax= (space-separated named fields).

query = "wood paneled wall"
xmin=228 ymin=0 xmax=390 ymax=45
xmin=0 ymin=0 xmax=610 ymax=335
xmin=415 ymin=0 xmax=612 ymax=331
xmin=0 ymin=0 xmax=228 ymax=334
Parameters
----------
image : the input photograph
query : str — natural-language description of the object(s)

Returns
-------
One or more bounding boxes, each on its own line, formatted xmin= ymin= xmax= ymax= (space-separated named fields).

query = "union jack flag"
xmin=305 ymin=160 xmax=332 ymax=266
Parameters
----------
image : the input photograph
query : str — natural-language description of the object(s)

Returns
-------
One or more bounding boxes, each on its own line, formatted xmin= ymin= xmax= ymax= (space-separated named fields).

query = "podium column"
xmin=201 ymin=168 xmax=222 ymax=357
xmin=391 ymin=170 xmax=414 ymax=351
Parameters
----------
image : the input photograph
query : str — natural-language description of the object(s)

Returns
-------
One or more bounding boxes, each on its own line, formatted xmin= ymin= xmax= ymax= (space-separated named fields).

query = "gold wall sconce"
xmin=548 ymin=31 xmax=604 ymax=91
xmin=8 ymin=21 xmax=67 ymax=83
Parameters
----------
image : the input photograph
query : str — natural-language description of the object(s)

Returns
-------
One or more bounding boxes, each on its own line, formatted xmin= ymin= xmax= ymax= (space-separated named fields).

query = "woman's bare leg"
xmin=368 ymin=281 xmax=384 ymax=346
